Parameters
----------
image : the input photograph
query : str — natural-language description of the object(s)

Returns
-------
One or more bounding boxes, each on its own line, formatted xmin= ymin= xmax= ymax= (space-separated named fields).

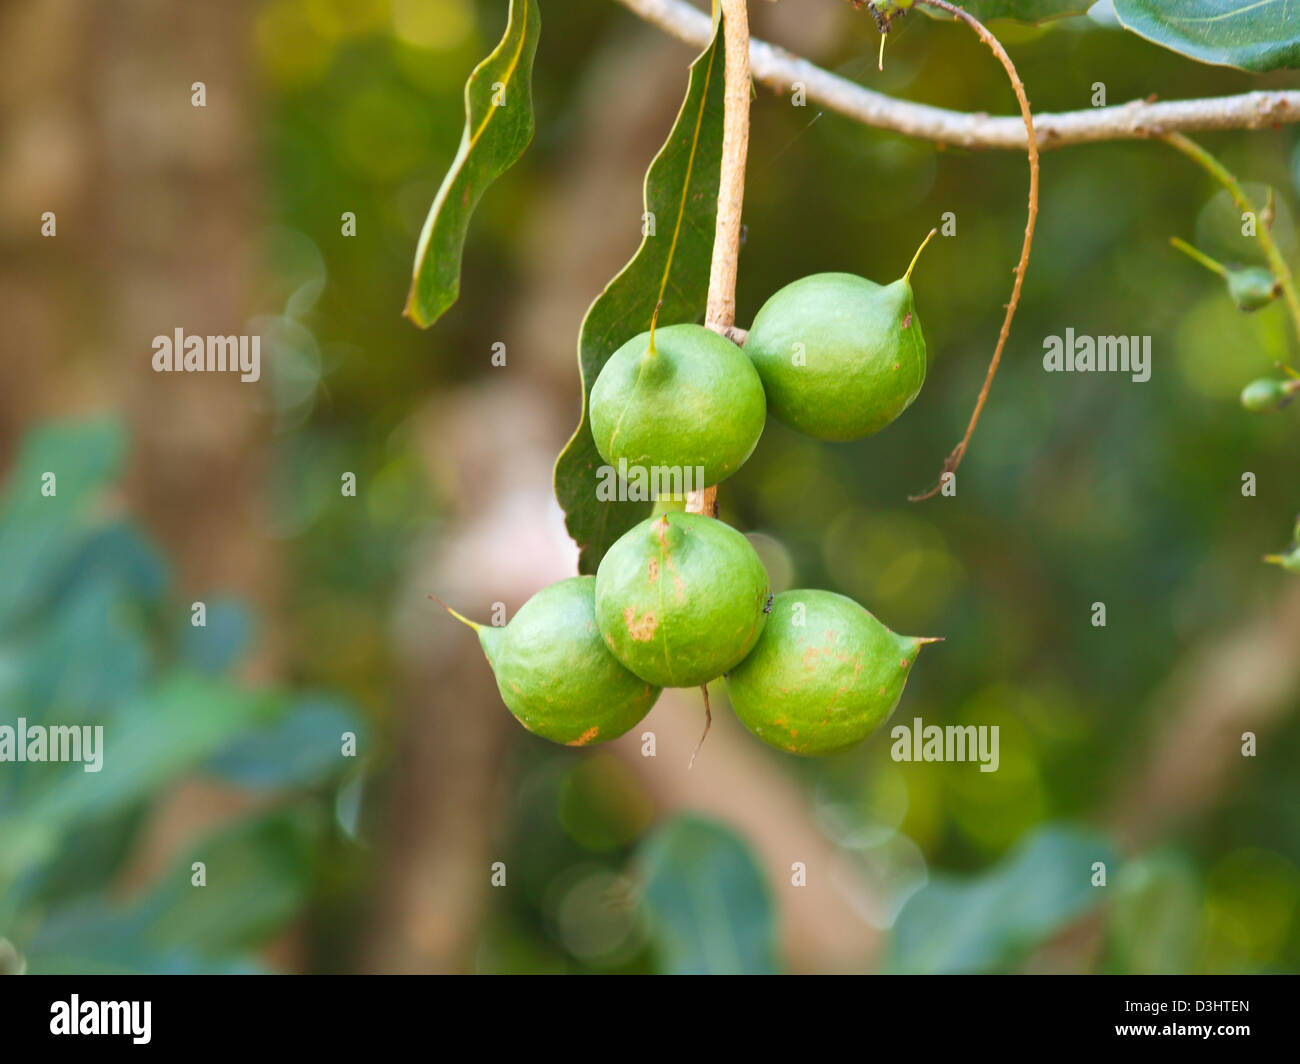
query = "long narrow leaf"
xmin=404 ymin=0 xmax=541 ymax=327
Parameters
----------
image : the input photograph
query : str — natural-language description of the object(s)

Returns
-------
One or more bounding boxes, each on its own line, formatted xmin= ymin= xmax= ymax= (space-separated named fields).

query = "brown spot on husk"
xmin=648 ymin=558 xmax=659 ymax=584
xmin=567 ymin=726 xmax=600 ymax=747
xmin=624 ymin=607 xmax=658 ymax=641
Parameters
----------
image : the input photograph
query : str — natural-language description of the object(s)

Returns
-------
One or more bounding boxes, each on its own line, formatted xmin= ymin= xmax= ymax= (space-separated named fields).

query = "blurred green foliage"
xmin=888 ymin=824 xmax=1115 ymax=972
xmin=638 ymin=815 xmax=780 ymax=974
xmin=0 ymin=420 xmax=365 ymax=973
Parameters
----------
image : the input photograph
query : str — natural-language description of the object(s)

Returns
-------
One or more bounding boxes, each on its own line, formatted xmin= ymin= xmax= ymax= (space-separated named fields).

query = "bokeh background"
xmin=2 ymin=0 xmax=1299 ymax=974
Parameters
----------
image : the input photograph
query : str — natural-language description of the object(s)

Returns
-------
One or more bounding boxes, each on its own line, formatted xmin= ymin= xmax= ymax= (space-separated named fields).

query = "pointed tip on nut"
xmin=429 ymin=593 xmax=481 ymax=632
xmin=903 ymin=228 xmax=938 ymax=284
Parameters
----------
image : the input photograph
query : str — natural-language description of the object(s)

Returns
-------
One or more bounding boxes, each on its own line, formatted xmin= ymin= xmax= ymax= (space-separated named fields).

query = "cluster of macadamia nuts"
xmin=443 ymin=232 xmax=941 ymax=756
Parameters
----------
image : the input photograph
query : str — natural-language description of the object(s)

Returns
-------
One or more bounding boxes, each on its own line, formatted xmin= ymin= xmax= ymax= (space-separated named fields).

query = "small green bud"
xmin=1170 ymin=238 xmax=1281 ymax=313
xmin=1240 ymin=378 xmax=1293 ymax=413
xmin=1226 ymin=266 xmax=1282 ymax=312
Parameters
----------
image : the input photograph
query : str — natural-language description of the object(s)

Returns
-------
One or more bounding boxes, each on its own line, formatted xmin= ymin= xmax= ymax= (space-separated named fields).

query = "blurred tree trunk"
xmin=0 ymin=0 xmax=80 ymax=453
xmin=0 ymin=0 xmax=274 ymax=630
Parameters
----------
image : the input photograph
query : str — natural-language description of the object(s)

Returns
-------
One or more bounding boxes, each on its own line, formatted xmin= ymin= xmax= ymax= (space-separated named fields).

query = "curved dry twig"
xmin=908 ymin=0 xmax=1037 ymax=500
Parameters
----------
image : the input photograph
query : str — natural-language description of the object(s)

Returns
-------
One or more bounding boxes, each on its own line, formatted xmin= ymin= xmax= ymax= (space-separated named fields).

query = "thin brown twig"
xmin=907 ymin=0 xmax=1038 ymax=501
xmin=688 ymin=682 xmax=713 ymax=768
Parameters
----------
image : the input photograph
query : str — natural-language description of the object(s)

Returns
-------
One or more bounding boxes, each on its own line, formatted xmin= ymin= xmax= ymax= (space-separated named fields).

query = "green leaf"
xmin=1113 ymin=0 xmax=1300 ymax=72
xmin=24 ymin=810 xmax=316 ymax=973
xmin=204 ymin=695 xmax=364 ymax=788
xmin=920 ymin=0 xmax=1088 ymax=23
xmin=404 ymin=0 xmax=541 ymax=327
xmin=180 ymin=597 xmax=253 ymax=675
xmin=6 ymin=576 xmax=146 ymax=722
xmin=16 ymin=806 xmax=150 ymax=911
xmin=142 ymin=809 xmax=319 ymax=955
xmin=553 ymin=18 xmax=726 ymax=574
xmin=0 ymin=674 xmax=277 ymax=888
xmin=52 ymin=523 xmax=168 ymax=605
xmin=887 ymin=824 xmax=1116 ymax=973
xmin=0 ymin=418 xmax=127 ymax=632
xmin=637 ymin=814 xmax=780 ymax=974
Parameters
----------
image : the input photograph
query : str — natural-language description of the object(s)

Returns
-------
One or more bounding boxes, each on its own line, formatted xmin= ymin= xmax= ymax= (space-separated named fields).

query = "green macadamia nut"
xmin=594 ymin=511 xmax=770 ymax=688
xmin=453 ymin=576 xmax=660 ymax=747
xmin=590 ymin=323 xmax=766 ymax=491
xmin=743 ymin=232 xmax=933 ymax=442
xmin=725 ymin=589 xmax=936 ymax=756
